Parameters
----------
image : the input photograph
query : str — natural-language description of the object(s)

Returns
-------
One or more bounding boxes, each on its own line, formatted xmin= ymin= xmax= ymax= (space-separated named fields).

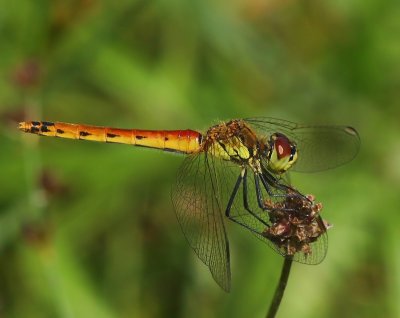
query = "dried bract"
xmin=262 ymin=190 xmax=330 ymax=257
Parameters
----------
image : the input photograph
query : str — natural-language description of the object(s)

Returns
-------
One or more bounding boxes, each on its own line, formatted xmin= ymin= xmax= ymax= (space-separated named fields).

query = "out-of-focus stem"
xmin=266 ymin=256 xmax=293 ymax=318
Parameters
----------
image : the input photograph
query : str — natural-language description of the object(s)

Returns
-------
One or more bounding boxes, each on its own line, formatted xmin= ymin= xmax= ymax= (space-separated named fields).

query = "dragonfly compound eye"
xmin=268 ymin=133 xmax=298 ymax=173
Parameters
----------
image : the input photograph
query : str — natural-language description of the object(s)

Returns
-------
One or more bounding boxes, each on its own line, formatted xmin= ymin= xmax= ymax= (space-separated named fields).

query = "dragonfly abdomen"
xmin=18 ymin=121 xmax=202 ymax=154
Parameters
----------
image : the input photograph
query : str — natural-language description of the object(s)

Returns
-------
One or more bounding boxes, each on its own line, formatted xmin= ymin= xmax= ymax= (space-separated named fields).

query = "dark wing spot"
xmin=30 ymin=127 xmax=40 ymax=133
xmin=79 ymin=131 xmax=91 ymax=137
xmin=42 ymin=121 xmax=55 ymax=126
xmin=344 ymin=126 xmax=359 ymax=137
xmin=164 ymin=137 xmax=169 ymax=141
xmin=107 ymin=133 xmax=118 ymax=138
xmin=136 ymin=135 xmax=146 ymax=140
xmin=32 ymin=121 xmax=40 ymax=126
xmin=56 ymin=129 xmax=64 ymax=134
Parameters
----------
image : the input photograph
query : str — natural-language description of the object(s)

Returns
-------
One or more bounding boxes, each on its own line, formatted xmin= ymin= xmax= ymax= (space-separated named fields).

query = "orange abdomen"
xmin=19 ymin=121 xmax=202 ymax=154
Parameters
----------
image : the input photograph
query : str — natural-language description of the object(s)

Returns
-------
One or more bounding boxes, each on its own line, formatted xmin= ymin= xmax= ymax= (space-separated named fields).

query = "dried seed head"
xmin=262 ymin=189 xmax=329 ymax=257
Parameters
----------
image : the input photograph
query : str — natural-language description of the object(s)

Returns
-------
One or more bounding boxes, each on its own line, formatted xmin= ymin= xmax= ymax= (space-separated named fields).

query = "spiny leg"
xmin=256 ymin=163 xmax=310 ymax=209
xmin=259 ymin=164 xmax=306 ymax=198
xmin=224 ymin=170 xmax=257 ymax=233
xmin=257 ymin=170 xmax=311 ymax=215
xmin=255 ymin=173 xmax=266 ymax=210
xmin=253 ymin=163 xmax=292 ymax=210
xmin=225 ymin=168 xmax=268 ymax=234
xmin=242 ymin=169 xmax=269 ymax=227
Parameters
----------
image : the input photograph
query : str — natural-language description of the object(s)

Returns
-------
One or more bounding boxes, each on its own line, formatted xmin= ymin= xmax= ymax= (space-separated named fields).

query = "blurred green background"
xmin=1 ymin=0 xmax=400 ymax=317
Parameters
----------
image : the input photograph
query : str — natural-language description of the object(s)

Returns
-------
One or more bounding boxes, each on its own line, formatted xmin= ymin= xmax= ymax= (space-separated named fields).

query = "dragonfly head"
xmin=267 ymin=133 xmax=298 ymax=173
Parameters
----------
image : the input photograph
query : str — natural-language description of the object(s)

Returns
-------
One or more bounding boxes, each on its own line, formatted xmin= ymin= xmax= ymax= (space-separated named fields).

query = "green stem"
xmin=266 ymin=256 xmax=293 ymax=318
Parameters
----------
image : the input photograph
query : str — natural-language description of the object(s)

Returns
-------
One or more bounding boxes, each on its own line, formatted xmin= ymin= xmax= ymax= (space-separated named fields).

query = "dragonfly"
xmin=18 ymin=118 xmax=360 ymax=292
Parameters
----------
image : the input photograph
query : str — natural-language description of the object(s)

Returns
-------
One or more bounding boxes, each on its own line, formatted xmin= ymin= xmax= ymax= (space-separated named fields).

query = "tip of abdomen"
xmin=18 ymin=121 xmax=29 ymax=132
xmin=18 ymin=121 xmax=54 ymax=135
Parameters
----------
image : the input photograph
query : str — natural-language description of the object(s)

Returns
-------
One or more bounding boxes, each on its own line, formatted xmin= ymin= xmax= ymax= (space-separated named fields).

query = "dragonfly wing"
xmin=172 ymin=153 xmax=231 ymax=292
xmin=291 ymin=222 xmax=328 ymax=265
xmin=226 ymin=169 xmax=328 ymax=264
xmin=245 ymin=117 xmax=360 ymax=172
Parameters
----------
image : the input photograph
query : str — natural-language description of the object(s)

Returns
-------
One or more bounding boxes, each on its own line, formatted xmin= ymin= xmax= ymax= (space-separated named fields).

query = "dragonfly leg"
xmin=259 ymin=169 xmax=290 ymax=194
xmin=225 ymin=169 xmax=267 ymax=234
xmin=257 ymin=172 xmax=311 ymax=215
xmin=225 ymin=171 xmax=243 ymax=218
xmin=259 ymin=165 xmax=309 ymax=201
xmin=257 ymin=162 xmax=309 ymax=201
xmin=255 ymin=173 xmax=294 ymax=213
xmin=242 ymin=170 xmax=269 ymax=227
xmin=254 ymin=173 xmax=273 ymax=210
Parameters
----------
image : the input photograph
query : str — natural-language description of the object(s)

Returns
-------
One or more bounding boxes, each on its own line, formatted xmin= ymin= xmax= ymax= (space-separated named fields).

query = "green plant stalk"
xmin=266 ymin=256 xmax=293 ymax=318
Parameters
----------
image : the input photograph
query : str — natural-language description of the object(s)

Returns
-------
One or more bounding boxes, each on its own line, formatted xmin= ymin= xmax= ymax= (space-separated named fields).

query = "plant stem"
xmin=266 ymin=256 xmax=293 ymax=318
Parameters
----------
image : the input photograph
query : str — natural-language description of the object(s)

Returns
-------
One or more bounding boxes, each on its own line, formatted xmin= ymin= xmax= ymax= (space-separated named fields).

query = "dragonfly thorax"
xmin=202 ymin=120 xmax=299 ymax=175
xmin=203 ymin=120 xmax=261 ymax=163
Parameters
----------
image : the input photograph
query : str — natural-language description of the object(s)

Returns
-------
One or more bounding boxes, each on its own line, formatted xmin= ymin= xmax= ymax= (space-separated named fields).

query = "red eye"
xmin=274 ymin=135 xmax=292 ymax=159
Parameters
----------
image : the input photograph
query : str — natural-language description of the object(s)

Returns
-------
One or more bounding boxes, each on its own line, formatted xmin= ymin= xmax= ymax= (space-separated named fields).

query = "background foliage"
xmin=1 ymin=0 xmax=399 ymax=317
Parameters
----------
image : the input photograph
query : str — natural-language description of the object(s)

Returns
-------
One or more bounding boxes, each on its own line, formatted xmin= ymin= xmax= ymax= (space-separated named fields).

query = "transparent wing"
xmin=226 ymin=168 xmax=328 ymax=265
xmin=245 ymin=117 xmax=360 ymax=172
xmin=172 ymin=152 xmax=232 ymax=292
xmin=291 ymin=224 xmax=328 ymax=265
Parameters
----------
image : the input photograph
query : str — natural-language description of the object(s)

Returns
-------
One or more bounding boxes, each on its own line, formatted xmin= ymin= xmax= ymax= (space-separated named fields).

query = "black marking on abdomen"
xmin=41 ymin=125 xmax=50 ymax=133
xmin=56 ymin=129 xmax=64 ymax=134
xmin=42 ymin=121 xmax=54 ymax=126
xmin=107 ymin=133 xmax=118 ymax=138
xmin=136 ymin=135 xmax=146 ymax=140
xmin=30 ymin=127 xmax=40 ymax=133
xmin=163 ymin=148 xmax=180 ymax=153
xmin=135 ymin=144 xmax=182 ymax=154
xmin=32 ymin=121 xmax=40 ymax=126
xmin=79 ymin=131 xmax=91 ymax=137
